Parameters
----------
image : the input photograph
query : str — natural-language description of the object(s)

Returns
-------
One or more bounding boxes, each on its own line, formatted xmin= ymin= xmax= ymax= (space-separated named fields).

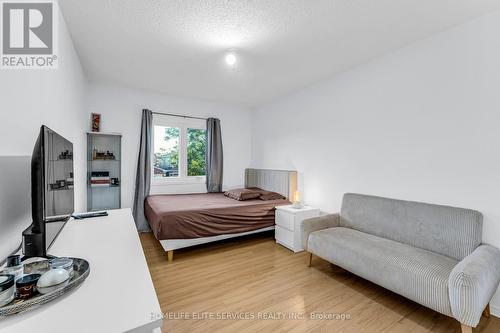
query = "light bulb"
xmin=225 ymin=52 xmax=237 ymax=67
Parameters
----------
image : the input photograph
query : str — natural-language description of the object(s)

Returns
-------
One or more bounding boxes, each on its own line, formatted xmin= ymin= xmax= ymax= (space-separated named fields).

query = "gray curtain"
xmin=132 ymin=109 xmax=153 ymax=232
xmin=206 ymin=118 xmax=223 ymax=192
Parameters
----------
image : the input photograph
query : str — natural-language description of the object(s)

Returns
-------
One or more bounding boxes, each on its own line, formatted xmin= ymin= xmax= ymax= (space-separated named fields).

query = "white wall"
xmin=251 ymin=11 xmax=500 ymax=312
xmin=87 ymin=84 xmax=253 ymax=209
xmin=0 ymin=9 xmax=87 ymax=212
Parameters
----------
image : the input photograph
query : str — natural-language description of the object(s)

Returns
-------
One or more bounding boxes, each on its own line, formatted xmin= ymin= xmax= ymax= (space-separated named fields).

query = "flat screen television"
xmin=22 ymin=125 xmax=74 ymax=258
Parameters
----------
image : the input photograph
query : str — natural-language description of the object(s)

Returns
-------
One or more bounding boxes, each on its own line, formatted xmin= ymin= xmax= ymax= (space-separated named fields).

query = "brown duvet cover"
xmin=145 ymin=193 xmax=290 ymax=239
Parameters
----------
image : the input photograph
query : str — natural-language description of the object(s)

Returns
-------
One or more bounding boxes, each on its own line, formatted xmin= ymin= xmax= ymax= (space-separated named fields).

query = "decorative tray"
xmin=0 ymin=258 xmax=90 ymax=316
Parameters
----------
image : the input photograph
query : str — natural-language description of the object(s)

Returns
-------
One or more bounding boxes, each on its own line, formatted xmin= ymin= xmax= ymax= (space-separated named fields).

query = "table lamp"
xmin=292 ymin=190 xmax=303 ymax=209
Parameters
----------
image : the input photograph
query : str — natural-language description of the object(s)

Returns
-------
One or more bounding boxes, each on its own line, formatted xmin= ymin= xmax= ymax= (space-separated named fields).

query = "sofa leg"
xmin=167 ymin=250 xmax=173 ymax=262
xmin=307 ymin=253 xmax=313 ymax=267
xmin=460 ymin=324 xmax=472 ymax=333
xmin=483 ymin=304 xmax=490 ymax=318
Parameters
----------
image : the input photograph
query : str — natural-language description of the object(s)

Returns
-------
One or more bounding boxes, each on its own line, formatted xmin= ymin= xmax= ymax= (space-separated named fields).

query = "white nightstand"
xmin=275 ymin=205 xmax=320 ymax=252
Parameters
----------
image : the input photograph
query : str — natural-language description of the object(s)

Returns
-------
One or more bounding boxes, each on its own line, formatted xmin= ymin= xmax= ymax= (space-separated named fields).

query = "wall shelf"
xmin=87 ymin=132 xmax=122 ymax=211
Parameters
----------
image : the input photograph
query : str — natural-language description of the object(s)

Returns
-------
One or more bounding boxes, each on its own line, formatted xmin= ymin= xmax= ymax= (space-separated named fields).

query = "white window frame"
xmin=152 ymin=114 xmax=206 ymax=185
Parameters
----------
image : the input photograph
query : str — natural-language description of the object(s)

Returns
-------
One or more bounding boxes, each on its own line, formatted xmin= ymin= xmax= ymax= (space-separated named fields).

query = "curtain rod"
xmin=151 ymin=111 xmax=207 ymax=121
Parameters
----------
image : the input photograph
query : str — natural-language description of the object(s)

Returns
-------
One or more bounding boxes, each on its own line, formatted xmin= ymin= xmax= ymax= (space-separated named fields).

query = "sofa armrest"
xmin=300 ymin=213 xmax=340 ymax=251
xmin=449 ymin=244 xmax=500 ymax=327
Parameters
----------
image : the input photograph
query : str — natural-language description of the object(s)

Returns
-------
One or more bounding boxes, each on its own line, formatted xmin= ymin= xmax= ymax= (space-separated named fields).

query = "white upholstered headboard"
xmin=244 ymin=168 xmax=297 ymax=200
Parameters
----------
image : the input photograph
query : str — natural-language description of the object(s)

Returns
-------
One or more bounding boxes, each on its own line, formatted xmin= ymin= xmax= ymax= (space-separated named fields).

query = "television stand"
xmin=0 ymin=209 xmax=162 ymax=333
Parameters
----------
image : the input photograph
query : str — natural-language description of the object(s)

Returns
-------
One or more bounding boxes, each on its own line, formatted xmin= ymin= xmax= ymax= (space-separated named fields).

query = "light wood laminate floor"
xmin=140 ymin=232 xmax=500 ymax=333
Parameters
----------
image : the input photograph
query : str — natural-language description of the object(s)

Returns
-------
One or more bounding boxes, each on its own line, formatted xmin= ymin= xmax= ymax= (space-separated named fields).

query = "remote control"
xmin=72 ymin=211 xmax=108 ymax=220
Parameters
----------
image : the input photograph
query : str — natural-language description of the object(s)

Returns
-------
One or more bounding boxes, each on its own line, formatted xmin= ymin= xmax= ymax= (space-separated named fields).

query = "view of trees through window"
xmin=187 ymin=128 xmax=206 ymax=176
xmin=154 ymin=126 xmax=179 ymax=177
xmin=153 ymin=126 xmax=206 ymax=178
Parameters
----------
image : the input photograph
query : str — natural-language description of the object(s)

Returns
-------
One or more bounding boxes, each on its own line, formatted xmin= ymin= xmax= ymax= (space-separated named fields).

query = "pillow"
xmin=259 ymin=191 xmax=286 ymax=201
xmin=224 ymin=188 xmax=261 ymax=201
xmin=247 ymin=187 xmax=286 ymax=201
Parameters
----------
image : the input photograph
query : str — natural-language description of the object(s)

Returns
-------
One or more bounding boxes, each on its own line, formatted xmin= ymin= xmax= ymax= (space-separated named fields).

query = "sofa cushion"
xmin=340 ymin=193 xmax=482 ymax=260
xmin=308 ymin=227 xmax=458 ymax=316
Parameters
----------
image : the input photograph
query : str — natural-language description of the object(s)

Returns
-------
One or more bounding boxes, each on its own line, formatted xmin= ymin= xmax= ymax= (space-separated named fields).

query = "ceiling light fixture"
xmin=225 ymin=51 xmax=237 ymax=67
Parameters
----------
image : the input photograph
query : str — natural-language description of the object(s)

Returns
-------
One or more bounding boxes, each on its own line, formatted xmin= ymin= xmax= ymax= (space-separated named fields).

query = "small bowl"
xmin=37 ymin=269 xmax=70 ymax=295
xmin=37 ymin=279 xmax=69 ymax=294
xmin=0 ymin=274 xmax=16 ymax=307
xmin=16 ymin=274 xmax=41 ymax=299
xmin=50 ymin=257 xmax=74 ymax=276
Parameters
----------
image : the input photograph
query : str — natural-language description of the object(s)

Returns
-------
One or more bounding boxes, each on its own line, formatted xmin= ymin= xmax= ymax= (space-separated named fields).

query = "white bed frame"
xmin=159 ymin=168 xmax=297 ymax=261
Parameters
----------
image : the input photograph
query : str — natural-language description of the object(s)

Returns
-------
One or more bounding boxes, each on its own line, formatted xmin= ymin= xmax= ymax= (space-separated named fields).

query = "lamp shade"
xmin=293 ymin=191 xmax=301 ymax=203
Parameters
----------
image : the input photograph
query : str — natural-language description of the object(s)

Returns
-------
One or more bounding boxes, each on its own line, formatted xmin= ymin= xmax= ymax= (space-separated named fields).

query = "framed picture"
xmin=91 ymin=113 xmax=101 ymax=132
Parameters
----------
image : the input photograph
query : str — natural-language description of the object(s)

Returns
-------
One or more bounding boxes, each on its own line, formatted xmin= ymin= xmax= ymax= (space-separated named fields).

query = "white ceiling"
xmin=60 ymin=0 xmax=500 ymax=108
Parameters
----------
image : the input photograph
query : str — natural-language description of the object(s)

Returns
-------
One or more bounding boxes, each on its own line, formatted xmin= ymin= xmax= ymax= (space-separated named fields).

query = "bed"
xmin=145 ymin=168 xmax=297 ymax=261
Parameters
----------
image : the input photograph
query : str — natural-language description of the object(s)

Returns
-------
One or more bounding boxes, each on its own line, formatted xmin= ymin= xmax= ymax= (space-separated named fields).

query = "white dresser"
xmin=275 ymin=205 xmax=320 ymax=252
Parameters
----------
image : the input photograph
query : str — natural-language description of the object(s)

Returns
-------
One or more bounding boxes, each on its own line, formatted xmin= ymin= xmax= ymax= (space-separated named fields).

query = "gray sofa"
xmin=301 ymin=193 xmax=500 ymax=333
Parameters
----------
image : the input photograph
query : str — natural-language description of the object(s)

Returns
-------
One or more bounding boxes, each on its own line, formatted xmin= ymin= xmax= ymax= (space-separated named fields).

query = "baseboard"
xmin=490 ymin=303 xmax=500 ymax=318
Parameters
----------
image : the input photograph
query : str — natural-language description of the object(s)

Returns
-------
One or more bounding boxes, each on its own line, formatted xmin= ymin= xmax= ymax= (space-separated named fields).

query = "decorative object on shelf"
xmin=91 ymin=171 xmax=110 ymax=187
xmin=0 ymin=257 xmax=90 ymax=316
xmin=292 ymin=190 xmax=303 ymax=209
xmin=58 ymin=150 xmax=73 ymax=160
xmin=91 ymin=113 xmax=101 ymax=132
xmin=92 ymin=147 xmax=116 ymax=160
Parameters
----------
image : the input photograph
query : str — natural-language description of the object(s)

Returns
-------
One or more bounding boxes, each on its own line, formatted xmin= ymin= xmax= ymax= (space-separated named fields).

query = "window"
xmin=153 ymin=115 xmax=206 ymax=183
xmin=153 ymin=126 xmax=180 ymax=178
